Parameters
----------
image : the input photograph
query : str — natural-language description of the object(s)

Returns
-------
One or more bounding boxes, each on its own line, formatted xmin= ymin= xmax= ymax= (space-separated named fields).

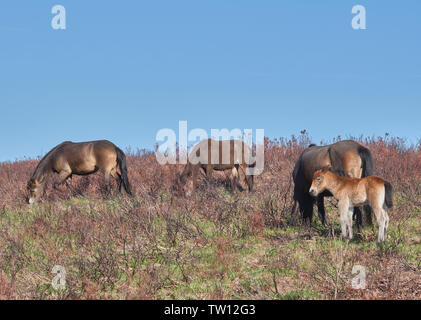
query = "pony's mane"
xmin=31 ymin=141 xmax=71 ymax=182
xmin=314 ymin=165 xmax=349 ymax=177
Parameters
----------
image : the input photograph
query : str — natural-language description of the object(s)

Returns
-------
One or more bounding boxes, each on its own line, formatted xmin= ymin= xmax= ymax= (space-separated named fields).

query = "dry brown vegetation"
xmin=0 ymin=133 xmax=420 ymax=299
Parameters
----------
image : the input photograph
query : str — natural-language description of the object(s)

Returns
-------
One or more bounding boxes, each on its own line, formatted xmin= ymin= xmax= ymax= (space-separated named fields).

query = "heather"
xmin=0 ymin=133 xmax=420 ymax=299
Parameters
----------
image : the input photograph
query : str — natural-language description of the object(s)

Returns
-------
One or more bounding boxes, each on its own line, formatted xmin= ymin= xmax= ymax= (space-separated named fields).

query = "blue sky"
xmin=0 ymin=1 xmax=420 ymax=161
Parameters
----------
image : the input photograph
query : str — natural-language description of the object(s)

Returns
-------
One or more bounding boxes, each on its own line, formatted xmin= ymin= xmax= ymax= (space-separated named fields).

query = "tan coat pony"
xmin=178 ymin=139 xmax=255 ymax=192
xmin=27 ymin=140 xmax=132 ymax=203
xmin=309 ymin=167 xmax=393 ymax=243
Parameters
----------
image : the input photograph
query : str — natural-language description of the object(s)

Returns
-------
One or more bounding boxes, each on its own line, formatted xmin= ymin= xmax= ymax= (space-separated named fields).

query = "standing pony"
xmin=27 ymin=140 xmax=132 ymax=204
xmin=290 ymin=140 xmax=374 ymax=228
xmin=309 ymin=167 xmax=393 ymax=242
xmin=178 ymin=139 xmax=255 ymax=193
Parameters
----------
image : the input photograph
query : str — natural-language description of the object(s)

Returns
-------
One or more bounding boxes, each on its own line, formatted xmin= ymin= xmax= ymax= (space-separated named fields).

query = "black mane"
xmin=314 ymin=165 xmax=349 ymax=177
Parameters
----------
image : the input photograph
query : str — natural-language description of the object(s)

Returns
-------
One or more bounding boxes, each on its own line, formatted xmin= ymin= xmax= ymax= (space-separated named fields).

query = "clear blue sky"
xmin=1 ymin=1 xmax=420 ymax=161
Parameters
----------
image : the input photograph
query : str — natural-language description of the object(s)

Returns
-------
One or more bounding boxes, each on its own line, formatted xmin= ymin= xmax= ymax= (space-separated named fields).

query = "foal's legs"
xmin=383 ymin=209 xmax=390 ymax=240
xmin=347 ymin=208 xmax=354 ymax=240
xmin=338 ymin=200 xmax=351 ymax=240
xmin=372 ymin=205 xmax=386 ymax=242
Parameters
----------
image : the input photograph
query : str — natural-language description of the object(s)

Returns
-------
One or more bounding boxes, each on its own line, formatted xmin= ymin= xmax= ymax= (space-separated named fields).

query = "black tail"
xmin=358 ymin=146 xmax=375 ymax=226
xmin=358 ymin=146 xmax=374 ymax=177
xmin=384 ymin=181 xmax=393 ymax=208
xmin=115 ymin=147 xmax=132 ymax=196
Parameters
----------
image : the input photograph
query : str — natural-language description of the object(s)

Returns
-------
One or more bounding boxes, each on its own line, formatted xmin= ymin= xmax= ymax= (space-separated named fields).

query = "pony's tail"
xmin=116 ymin=147 xmax=132 ymax=196
xmin=358 ymin=146 xmax=375 ymax=224
xmin=358 ymin=146 xmax=374 ymax=177
xmin=384 ymin=181 xmax=393 ymax=209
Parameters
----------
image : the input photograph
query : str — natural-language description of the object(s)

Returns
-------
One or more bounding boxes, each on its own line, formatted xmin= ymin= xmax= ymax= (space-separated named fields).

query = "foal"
xmin=309 ymin=167 xmax=393 ymax=243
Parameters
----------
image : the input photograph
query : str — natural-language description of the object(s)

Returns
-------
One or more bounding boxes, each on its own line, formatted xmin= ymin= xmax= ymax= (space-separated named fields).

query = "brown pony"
xmin=178 ymin=139 xmax=255 ymax=192
xmin=27 ymin=140 xmax=132 ymax=204
xmin=309 ymin=167 xmax=393 ymax=242
xmin=291 ymin=140 xmax=374 ymax=228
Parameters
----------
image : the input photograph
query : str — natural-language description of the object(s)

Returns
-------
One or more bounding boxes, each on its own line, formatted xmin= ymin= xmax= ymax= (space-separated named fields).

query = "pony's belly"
xmin=213 ymin=164 xmax=234 ymax=171
xmin=351 ymin=195 xmax=368 ymax=207
xmin=72 ymin=163 xmax=98 ymax=175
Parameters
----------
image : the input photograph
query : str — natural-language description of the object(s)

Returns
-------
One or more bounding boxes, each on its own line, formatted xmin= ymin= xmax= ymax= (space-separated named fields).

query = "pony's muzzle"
xmin=309 ymin=188 xmax=317 ymax=196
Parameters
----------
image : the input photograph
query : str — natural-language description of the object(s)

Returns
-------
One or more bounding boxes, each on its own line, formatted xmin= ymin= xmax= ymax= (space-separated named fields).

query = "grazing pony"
xmin=27 ymin=140 xmax=132 ymax=204
xmin=178 ymin=139 xmax=255 ymax=193
xmin=291 ymin=140 xmax=374 ymax=228
xmin=309 ymin=167 xmax=393 ymax=243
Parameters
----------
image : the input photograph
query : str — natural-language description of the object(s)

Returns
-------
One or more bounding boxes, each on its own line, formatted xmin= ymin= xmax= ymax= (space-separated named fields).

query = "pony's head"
xmin=172 ymin=171 xmax=191 ymax=197
xmin=27 ymin=178 xmax=43 ymax=204
xmin=309 ymin=166 xmax=332 ymax=197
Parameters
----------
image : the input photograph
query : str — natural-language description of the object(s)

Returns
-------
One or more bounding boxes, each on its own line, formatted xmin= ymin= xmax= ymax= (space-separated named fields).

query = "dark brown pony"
xmin=178 ymin=139 xmax=255 ymax=192
xmin=290 ymin=140 xmax=374 ymax=228
xmin=27 ymin=140 xmax=132 ymax=204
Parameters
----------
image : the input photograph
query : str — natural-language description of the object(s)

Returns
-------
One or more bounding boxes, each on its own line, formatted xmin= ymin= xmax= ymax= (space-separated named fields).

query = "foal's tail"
xmin=384 ymin=181 xmax=393 ymax=209
xmin=115 ymin=147 xmax=132 ymax=196
xmin=358 ymin=146 xmax=374 ymax=177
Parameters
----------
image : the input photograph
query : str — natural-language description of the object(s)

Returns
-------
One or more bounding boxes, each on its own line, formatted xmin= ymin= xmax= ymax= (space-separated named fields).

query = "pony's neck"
xmin=324 ymin=172 xmax=345 ymax=199
xmin=32 ymin=157 xmax=52 ymax=184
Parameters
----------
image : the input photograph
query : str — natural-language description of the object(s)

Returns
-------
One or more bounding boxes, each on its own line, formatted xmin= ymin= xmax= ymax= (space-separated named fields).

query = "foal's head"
xmin=27 ymin=178 xmax=43 ymax=204
xmin=309 ymin=167 xmax=333 ymax=197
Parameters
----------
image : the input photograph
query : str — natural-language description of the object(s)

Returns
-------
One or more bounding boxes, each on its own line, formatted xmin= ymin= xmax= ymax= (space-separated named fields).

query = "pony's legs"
xmin=353 ymin=206 xmax=363 ymax=230
xmin=231 ymin=165 xmax=239 ymax=192
xmin=205 ymin=165 xmax=213 ymax=179
xmin=246 ymin=172 xmax=254 ymax=192
xmin=372 ymin=206 xmax=385 ymax=242
xmin=302 ymin=194 xmax=314 ymax=235
xmin=363 ymin=205 xmax=373 ymax=227
xmin=289 ymin=199 xmax=300 ymax=226
xmin=338 ymin=200 xmax=350 ymax=240
xmin=111 ymin=167 xmax=122 ymax=193
xmin=316 ymin=196 xmax=326 ymax=226
xmin=103 ymin=171 xmax=112 ymax=197
xmin=191 ymin=165 xmax=200 ymax=191
xmin=53 ymin=168 xmax=72 ymax=190
xmin=239 ymin=165 xmax=254 ymax=192
xmin=383 ymin=209 xmax=389 ymax=240
xmin=347 ymin=208 xmax=354 ymax=240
